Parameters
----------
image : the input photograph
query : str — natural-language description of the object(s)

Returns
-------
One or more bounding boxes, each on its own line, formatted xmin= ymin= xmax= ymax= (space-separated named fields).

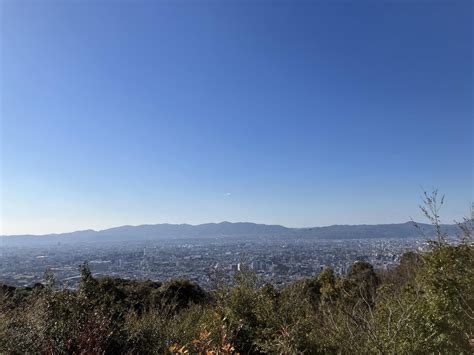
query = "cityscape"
xmin=0 ymin=234 xmax=427 ymax=289
xmin=1 ymin=0 xmax=472 ymax=352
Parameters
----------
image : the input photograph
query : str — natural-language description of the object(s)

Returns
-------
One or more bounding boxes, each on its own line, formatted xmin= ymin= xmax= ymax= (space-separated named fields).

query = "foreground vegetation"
xmin=1 ymin=193 xmax=473 ymax=354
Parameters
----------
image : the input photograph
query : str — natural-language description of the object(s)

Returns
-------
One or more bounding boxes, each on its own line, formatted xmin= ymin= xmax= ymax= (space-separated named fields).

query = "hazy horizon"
xmin=1 ymin=1 xmax=472 ymax=235
xmin=0 ymin=217 xmax=467 ymax=238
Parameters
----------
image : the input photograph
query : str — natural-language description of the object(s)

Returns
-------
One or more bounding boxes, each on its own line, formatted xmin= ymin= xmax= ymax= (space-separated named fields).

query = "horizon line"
xmin=0 ymin=219 xmax=452 ymax=238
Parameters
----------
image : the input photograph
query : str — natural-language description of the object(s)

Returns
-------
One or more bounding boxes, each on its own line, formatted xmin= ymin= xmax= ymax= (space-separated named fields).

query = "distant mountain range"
xmin=0 ymin=221 xmax=462 ymax=246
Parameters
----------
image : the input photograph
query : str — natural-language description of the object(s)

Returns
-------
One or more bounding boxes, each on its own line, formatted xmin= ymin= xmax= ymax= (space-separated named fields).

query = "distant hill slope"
xmin=0 ymin=221 xmax=462 ymax=246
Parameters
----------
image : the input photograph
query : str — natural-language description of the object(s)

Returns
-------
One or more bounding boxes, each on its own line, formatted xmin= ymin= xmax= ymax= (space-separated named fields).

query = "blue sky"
xmin=1 ymin=0 xmax=472 ymax=235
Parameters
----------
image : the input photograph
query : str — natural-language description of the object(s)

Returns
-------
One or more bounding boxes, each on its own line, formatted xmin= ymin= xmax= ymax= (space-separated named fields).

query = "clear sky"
xmin=1 ymin=0 xmax=472 ymax=235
